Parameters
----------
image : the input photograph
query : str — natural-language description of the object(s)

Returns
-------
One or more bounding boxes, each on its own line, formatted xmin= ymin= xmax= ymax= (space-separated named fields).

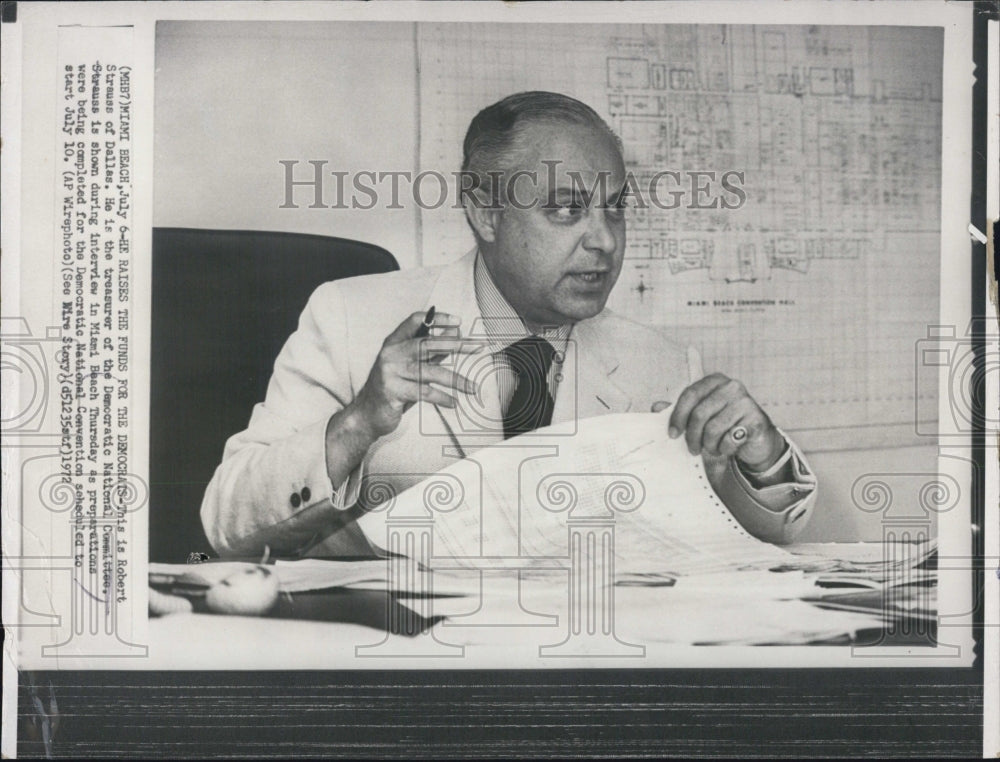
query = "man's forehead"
xmin=512 ymin=119 xmax=624 ymax=181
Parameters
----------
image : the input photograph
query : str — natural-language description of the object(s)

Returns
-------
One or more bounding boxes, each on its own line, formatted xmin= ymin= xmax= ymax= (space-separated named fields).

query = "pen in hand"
xmin=415 ymin=305 xmax=450 ymax=364
xmin=414 ymin=305 xmax=468 ymax=458
xmin=414 ymin=305 xmax=436 ymax=338
xmin=351 ymin=307 xmax=482 ymax=442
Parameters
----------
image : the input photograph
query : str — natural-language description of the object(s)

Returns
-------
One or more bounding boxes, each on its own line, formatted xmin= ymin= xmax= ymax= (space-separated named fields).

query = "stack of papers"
xmin=149 ymin=414 xmax=936 ymax=644
xmin=150 ymin=559 xmax=389 ymax=594
xmin=149 ymin=553 xmax=928 ymax=645
xmin=778 ymin=538 xmax=937 ymax=578
xmin=358 ymin=413 xmax=796 ymax=577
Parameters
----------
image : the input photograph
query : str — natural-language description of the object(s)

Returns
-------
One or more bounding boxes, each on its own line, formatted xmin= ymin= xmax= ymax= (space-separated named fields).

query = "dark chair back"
xmin=149 ymin=228 xmax=398 ymax=562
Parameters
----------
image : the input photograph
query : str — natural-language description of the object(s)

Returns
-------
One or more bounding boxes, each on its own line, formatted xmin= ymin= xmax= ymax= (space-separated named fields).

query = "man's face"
xmin=480 ymin=120 xmax=627 ymax=329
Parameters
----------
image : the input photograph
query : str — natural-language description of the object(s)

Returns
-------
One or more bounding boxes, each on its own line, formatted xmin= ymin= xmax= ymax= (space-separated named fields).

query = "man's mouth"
xmin=570 ymin=270 xmax=608 ymax=284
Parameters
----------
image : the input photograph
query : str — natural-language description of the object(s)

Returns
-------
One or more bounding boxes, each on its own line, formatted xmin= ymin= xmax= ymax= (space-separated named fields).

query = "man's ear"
xmin=463 ymin=188 xmax=503 ymax=244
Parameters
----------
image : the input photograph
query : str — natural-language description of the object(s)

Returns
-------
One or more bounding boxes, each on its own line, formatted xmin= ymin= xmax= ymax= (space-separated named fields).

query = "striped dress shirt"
xmin=473 ymin=254 xmax=572 ymax=418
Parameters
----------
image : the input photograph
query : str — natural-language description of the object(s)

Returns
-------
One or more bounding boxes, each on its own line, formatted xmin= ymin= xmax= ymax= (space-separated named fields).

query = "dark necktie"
xmin=500 ymin=336 xmax=557 ymax=438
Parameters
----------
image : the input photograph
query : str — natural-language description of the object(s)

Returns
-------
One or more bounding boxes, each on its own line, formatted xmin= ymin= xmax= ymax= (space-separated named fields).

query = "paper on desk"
xmin=150 ymin=559 xmax=390 ymax=594
xmin=274 ymin=559 xmax=486 ymax=598
xmin=510 ymin=570 xmax=885 ymax=646
xmin=358 ymin=412 xmax=794 ymax=577
xmin=270 ymin=559 xmax=390 ymax=592
xmin=778 ymin=538 xmax=938 ymax=580
xmin=625 ymin=594 xmax=884 ymax=645
xmin=669 ymin=569 xmax=819 ymax=597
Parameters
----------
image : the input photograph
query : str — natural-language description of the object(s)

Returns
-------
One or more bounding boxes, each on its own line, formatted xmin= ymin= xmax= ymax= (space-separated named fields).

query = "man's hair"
xmin=461 ymin=91 xmax=623 ymax=197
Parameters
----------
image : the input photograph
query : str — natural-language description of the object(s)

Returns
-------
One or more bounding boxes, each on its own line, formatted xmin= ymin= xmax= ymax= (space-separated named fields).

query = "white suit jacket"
xmin=202 ymin=250 xmax=817 ymax=557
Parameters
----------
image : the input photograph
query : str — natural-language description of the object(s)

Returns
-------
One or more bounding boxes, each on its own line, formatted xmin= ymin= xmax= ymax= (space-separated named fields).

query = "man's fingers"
xmin=387 ymin=311 xmax=435 ymax=343
xmin=418 ymin=384 xmax=457 ymax=408
xmin=432 ymin=325 xmax=461 ymax=339
xmin=668 ymin=374 xmax=729 ymax=438
xmin=394 ymin=354 xmax=478 ymax=394
xmin=392 ymin=378 xmax=457 ymax=408
xmin=424 ymin=312 xmax=463 ymax=341
xmin=714 ymin=422 xmax=752 ymax=458
xmin=416 ymin=337 xmax=488 ymax=359
xmin=386 ymin=311 xmax=463 ymax=344
xmin=428 ymin=312 xmax=461 ymax=329
xmin=683 ymin=393 xmax=729 ymax=455
xmin=414 ymin=364 xmax=478 ymax=395
xmin=701 ymin=407 xmax=749 ymax=457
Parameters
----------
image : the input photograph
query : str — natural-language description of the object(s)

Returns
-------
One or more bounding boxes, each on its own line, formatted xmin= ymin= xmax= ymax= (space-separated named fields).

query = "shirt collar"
xmin=473 ymin=251 xmax=572 ymax=352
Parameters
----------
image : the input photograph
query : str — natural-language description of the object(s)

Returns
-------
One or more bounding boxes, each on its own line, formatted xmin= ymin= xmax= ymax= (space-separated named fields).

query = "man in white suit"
xmin=202 ymin=92 xmax=816 ymax=558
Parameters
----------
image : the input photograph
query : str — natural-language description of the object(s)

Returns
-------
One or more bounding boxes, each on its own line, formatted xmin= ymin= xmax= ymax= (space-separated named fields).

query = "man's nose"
xmin=582 ymin=208 xmax=619 ymax=255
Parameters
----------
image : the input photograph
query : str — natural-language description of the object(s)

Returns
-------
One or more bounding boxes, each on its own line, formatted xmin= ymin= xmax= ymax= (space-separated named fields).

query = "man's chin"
xmin=553 ymin=295 xmax=610 ymax=324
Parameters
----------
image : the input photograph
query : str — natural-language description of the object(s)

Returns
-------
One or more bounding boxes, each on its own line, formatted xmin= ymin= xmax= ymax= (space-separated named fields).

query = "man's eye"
xmin=549 ymin=205 xmax=585 ymax=222
xmin=604 ymin=202 xmax=629 ymax=221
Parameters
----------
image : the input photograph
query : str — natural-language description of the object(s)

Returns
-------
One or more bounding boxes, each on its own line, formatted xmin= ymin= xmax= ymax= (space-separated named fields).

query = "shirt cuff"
xmin=332 ymin=461 xmax=364 ymax=511
xmin=731 ymin=429 xmax=816 ymax=513
xmin=317 ymin=416 xmax=365 ymax=512
xmin=739 ymin=443 xmax=794 ymax=482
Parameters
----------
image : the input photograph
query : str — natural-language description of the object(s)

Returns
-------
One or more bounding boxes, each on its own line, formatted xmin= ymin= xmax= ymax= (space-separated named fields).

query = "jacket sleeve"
xmin=200 ymin=281 xmax=365 ymax=557
xmin=703 ymin=431 xmax=817 ymax=545
xmin=683 ymin=345 xmax=817 ymax=545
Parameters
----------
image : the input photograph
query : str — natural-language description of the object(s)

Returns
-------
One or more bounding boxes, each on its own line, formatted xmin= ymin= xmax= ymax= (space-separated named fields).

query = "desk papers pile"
xmin=151 ymin=414 xmax=936 ymax=644
xmin=359 ymin=412 xmax=796 ymax=575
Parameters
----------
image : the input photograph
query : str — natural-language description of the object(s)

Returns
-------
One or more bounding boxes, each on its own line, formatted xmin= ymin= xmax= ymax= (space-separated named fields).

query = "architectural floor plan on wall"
xmin=418 ymin=24 xmax=942 ymax=452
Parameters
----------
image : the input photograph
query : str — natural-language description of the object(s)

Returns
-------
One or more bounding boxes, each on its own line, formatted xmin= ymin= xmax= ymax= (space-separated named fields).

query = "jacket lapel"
xmin=552 ymin=313 xmax=632 ymax=424
xmin=417 ymin=249 xmax=506 ymax=456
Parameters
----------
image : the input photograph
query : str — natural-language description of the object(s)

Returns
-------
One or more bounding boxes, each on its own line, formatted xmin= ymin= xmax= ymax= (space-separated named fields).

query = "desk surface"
xmin=137 ymin=542 xmax=939 ymax=670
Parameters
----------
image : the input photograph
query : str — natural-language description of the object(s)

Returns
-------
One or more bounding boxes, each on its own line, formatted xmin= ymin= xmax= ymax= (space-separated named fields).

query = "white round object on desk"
xmin=149 ymin=587 xmax=194 ymax=616
xmin=204 ymin=565 xmax=279 ymax=615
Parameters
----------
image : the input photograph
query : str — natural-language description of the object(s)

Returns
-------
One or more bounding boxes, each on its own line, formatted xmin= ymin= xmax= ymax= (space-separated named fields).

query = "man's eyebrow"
xmin=545 ymin=187 xmax=587 ymax=206
xmin=546 ymin=182 xmax=629 ymax=206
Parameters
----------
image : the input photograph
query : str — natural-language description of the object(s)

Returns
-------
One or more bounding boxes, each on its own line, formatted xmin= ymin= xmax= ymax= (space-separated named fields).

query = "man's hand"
xmin=653 ymin=373 xmax=785 ymax=471
xmin=350 ymin=311 xmax=484 ymax=440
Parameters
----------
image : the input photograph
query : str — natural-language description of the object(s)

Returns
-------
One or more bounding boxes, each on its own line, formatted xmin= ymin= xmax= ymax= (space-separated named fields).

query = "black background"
xmin=17 ymin=668 xmax=985 ymax=758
